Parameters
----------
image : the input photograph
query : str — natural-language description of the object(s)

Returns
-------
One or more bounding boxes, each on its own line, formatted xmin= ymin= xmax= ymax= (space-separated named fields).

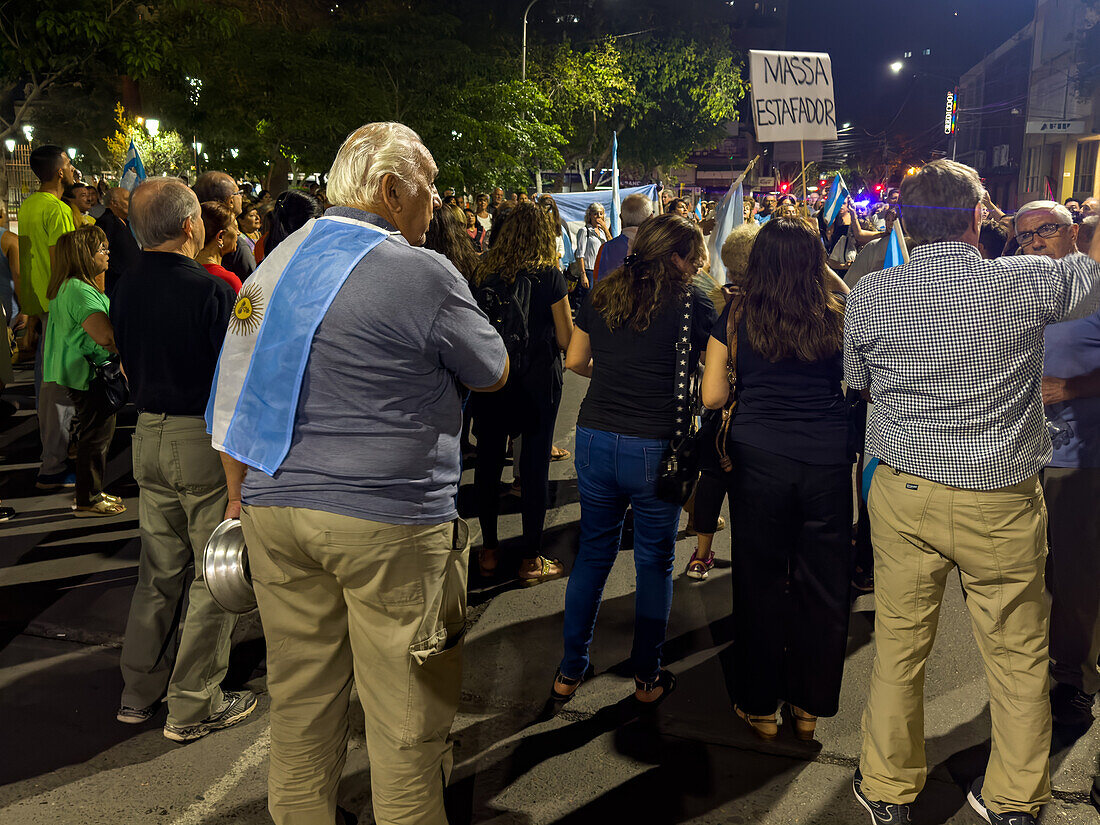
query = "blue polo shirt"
xmin=242 ymin=208 xmax=507 ymax=524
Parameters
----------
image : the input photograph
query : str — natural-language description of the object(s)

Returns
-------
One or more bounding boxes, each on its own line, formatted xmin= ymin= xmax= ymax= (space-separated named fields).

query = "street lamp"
xmin=67 ymin=147 xmax=77 ymax=159
xmin=521 ymin=0 xmax=540 ymax=81
xmin=3 ymin=139 xmax=14 ymax=153
xmin=22 ymin=124 xmax=33 ymax=142
xmin=145 ymin=118 xmax=160 ymax=137
xmin=890 ymin=61 xmax=904 ymax=74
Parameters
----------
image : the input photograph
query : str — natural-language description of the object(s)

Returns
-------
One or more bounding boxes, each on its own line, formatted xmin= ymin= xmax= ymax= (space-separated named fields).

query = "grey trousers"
xmin=34 ymin=314 xmax=75 ymax=476
xmin=1043 ymin=466 xmax=1100 ymax=695
xmin=119 ymin=413 xmax=237 ymax=725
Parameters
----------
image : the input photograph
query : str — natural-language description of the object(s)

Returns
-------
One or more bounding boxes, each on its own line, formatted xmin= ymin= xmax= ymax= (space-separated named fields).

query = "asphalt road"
xmin=0 ymin=361 xmax=1097 ymax=825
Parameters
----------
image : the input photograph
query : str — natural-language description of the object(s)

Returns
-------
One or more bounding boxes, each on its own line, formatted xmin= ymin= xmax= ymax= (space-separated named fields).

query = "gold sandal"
xmin=736 ymin=706 xmax=779 ymax=741
xmin=518 ymin=556 xmax=564 ymax=587
xmin=74 ymin=498 xmax=127 ymax=518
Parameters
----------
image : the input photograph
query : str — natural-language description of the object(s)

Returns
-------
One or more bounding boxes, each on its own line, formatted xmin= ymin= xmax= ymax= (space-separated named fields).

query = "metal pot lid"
xmin=202 ymin=518 xmax=257 ymax=614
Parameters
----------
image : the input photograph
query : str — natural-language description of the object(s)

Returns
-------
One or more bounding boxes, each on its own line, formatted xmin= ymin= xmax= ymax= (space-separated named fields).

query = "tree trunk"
xmin=266 ymin=150 xmax=290 ymax=193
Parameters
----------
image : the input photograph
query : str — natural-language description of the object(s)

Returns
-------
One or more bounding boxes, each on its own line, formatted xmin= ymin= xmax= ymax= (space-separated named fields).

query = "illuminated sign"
xmin=944 ymin=91 xmax=957 ymax=135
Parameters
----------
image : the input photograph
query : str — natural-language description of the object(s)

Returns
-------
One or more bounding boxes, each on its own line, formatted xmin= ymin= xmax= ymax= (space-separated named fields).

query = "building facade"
xmin=1018 ymin=0 xmax=1099 ymax=205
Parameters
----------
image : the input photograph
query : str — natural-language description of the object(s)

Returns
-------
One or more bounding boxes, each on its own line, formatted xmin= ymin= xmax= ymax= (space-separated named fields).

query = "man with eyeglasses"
xmin=194 ymin=171 xmax=256 ymax=281
xmin=1022 ymin=198 xmax=1100 ymax=733
xmin=1015 ymin=200 xmax=1079 ymax=259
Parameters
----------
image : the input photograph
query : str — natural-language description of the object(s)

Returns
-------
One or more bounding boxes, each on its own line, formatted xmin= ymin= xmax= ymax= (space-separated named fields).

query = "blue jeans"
xmin=560 ymin=426 xmax=682 ymax=683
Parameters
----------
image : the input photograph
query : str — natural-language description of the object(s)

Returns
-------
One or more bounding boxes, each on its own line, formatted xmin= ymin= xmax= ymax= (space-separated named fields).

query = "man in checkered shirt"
xmin=844 ymin=160 xmax=1100 ymax=825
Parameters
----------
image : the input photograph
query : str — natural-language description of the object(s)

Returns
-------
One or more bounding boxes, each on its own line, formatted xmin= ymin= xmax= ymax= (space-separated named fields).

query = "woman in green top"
xmin=44 ymin=225 xmax=126 ymax=517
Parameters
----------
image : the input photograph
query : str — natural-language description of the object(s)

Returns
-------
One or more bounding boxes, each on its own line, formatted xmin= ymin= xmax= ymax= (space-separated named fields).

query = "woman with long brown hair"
xmin=701 ymin=217 xmax=853 ymax=742
xmin=552 ymin=213 xmax=717 ymax=707
xmin=471 ymin=201 xmax=573 ymax=584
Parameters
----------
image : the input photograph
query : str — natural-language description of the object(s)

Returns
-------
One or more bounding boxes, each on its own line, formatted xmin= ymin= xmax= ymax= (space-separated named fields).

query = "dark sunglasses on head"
xmin=1015 ymin=222 xmax=1066 ymax=246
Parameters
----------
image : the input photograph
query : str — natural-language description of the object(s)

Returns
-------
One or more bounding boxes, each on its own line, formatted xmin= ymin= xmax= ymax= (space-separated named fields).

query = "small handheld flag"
xmin=821 ymin=173 xmax=850 ymax=227
xmin=706 ymin=168 xmax=750 ymax=284
xmin=120 ymin=139 xmax=147 ymax=192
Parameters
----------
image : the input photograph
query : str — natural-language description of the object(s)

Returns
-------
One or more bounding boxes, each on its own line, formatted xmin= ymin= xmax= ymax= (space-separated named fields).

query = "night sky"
xmin=785 ymin=0 xmax=1035 ymax=135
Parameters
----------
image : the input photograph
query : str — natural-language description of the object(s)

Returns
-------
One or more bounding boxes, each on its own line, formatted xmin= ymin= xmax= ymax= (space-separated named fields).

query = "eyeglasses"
xmin=1015 ymin=222 xmax=1066 ymax=246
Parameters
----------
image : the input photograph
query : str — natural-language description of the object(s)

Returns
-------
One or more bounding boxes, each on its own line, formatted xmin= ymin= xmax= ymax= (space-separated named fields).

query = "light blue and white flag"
xmin=694 ymin=199 xmax=704 ymax=221
xmin=119 ymin=139 xmax=147 ymax=192
xmin=821 ymin=173 xmax=850 ymax=227
xmin=706 ymin=169 xmax=749 ymax=284
xmin=553 ymin=184 xmax=657 ymax=250
xmin=609 ymin=131 xmax=622 ymax=237
xmin=884 ymin=219 xmax=909 ymax=268
xmin=206 ymin=216 xmax=391 ymax=475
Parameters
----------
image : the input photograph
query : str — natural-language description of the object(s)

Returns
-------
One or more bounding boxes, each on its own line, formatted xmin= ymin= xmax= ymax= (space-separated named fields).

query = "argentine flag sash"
xmin=206 ymin=216 xmax=391 ymax=475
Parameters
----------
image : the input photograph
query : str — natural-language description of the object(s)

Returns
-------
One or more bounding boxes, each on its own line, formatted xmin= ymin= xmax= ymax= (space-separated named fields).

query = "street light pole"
xmin=521 ymin=0 xmax=540 ymax=81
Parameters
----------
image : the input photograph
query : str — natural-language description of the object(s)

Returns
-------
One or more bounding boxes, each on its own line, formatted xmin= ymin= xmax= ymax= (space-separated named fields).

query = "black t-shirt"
xmin=110 ymin=250 xmax=234 ymax=416
xmin=577 ymin=286 xmax=717 ymax=440
xmin=523 ymin=266 xmax=568 ymax=369
xmin=711 ymin=301 xmax=849 ymax=465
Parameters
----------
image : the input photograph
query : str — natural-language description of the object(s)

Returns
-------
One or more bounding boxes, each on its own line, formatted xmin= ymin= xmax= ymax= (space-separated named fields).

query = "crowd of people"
xmin=1 ymin=126 xmax=1099 ymax=825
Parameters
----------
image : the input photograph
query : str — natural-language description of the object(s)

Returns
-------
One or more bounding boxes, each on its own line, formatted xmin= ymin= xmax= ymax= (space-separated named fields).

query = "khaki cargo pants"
xmin=858 ymin=466 xmax=1052 ymax=817
xmin=241 ymin=505 xmax=469 ymax=825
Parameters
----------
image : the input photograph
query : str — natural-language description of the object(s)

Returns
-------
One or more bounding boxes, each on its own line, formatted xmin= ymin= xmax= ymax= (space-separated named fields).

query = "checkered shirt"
xmin=843 ymin=242 xmax=1100 ymax=490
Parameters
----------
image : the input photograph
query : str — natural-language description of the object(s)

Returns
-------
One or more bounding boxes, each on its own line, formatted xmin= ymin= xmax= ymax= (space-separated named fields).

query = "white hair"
xmin=326 ymin=122 xmax=436 ymax=209
xmin=1015 ymin=200 xmax=1073 ymax=226
xmin=130 ymin=178 xmax=200 ymax=248
xmin=621 ymin=193 xmax=654 ymax=228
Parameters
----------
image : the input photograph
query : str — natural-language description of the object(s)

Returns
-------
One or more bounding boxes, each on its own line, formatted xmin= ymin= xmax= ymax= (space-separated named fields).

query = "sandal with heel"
xmin=550 ymin=664 xmax=595 ymax=703
xmin=634 ymin=669 xmax=677 ymax=709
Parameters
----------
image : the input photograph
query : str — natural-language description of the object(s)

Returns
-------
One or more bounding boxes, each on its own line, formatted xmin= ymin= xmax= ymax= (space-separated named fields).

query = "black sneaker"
xmin=116 ymin=703 xmax=157 ymax=724
xmin=967 ymin=776 xmax=1038 ymax=824
xmin=0 ymin=506 xmax=14 ymax=522
xmin=853 ymin=769 xmax=913 ymax=823
xmin=163 ymin=690 xmax=258 ymax=743
xmin=1051 ymin=682 xmax=1096 ymax=727
xmin=35 ymin=470 xmax=76 ymax=490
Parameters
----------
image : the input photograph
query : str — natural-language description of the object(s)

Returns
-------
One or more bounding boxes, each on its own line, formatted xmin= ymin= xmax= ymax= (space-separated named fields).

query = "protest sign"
xmin=749 ymin=51 xmax=838 ymax=143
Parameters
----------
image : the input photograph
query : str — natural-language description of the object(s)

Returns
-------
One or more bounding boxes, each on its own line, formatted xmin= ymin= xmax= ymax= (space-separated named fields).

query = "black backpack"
xmin=474 ymin=272 xmax=535 ymax=377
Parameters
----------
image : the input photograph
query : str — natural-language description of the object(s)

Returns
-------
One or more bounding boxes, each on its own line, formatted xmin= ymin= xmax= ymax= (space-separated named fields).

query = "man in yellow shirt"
xmin=19 ymin=145 xmax=77 ymax=488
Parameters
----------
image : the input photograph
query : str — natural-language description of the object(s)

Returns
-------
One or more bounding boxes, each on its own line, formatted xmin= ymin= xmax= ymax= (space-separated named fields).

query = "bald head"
xmin=106 ymin=187 xmax=130 ymax=220
xmin=131 ymin=178 xmax=203 ymax=253
xmin=621 ymin=193 xmax=654 ymax=228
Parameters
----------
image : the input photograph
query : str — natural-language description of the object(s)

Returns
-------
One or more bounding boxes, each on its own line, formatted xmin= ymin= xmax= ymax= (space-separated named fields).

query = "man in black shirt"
xmin=98 ymin=188 xmax=140 ymax=297
xmin=111 ymin=178 xmax=257 ymax=742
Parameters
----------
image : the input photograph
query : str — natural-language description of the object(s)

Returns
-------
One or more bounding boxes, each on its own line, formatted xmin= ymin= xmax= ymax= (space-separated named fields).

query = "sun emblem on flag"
xmin=229 ymin=282 xmax=264 ymax=336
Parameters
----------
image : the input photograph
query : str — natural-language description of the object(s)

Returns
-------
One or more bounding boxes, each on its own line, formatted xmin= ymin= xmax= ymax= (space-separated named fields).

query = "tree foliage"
xmin=104 ymin=103 xmax=189 ymax=176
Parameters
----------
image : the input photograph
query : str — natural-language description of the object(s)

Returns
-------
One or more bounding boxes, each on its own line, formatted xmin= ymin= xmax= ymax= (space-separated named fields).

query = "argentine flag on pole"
xmin=884 ymin=220 xmax=909 ymax=268
xmin=821 ymin=173 xmax=850 ymax=227
xmin=207 ymin=216 xmax=391 ymax=475
xmin=706 ymin=168 xmax=749 ymax=284
xmin=609 ymin=131 xmax=622 ymax=237
xmin=119 ymin=139 xmax=147 ymax=192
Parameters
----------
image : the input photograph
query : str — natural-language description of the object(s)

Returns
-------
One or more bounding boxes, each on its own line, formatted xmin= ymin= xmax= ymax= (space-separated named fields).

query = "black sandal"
xmin=634 ymin=669 xmax=677 ymax=709
xmin=550 ymin=665 xmax=595 ymax=703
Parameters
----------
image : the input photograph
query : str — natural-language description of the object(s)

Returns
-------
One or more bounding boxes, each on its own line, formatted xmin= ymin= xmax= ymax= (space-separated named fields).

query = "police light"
xmin=873 ymin=184 xmax=884 ymax=193
xmin=780 ymin=182 xmax=790 ymax=193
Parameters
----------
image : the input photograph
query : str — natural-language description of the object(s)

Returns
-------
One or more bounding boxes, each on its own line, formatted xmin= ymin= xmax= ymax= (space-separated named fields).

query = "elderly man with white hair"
xmin=592 ymin=192 xmax=654 ymax=282
xmin=209 ymin=122 xmax=508 ymax=825
xmin=1012 ymin=199 xmax=1079 ymax=259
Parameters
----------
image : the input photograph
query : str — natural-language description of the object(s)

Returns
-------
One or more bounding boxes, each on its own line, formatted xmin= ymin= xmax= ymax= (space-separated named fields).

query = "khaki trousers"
xmin=1043 ymin=467 xmax=1100 ymax=695
xmin=859 ymin=466 xmax=1052 ymax=817
xmin=119 ymin=414 xmax=236 ymax=725
xmin=240 ymin=505 xmax=469 ymax=825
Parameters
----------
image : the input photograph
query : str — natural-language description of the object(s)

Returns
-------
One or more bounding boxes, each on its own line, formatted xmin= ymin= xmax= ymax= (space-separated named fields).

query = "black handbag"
xmin=88 ymin=354 xmax=130 ymax=413
xmin=655 ymin=288 xmax=701 ymax=505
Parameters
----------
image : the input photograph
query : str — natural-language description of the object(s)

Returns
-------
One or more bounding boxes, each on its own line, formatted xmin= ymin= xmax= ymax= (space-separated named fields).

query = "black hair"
xmin=30 ymin=145 xmax=66 ymax=183
xmin=979 ymin=219 xmax=1009 ymax=258
xmin=266 ymin=190 xmax=323 ymax=256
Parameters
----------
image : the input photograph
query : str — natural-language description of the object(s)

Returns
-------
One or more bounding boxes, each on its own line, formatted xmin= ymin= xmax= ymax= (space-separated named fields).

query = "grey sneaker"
xmin=967 ymin=776 xmax=1038 ymax=824
xmin=116 ymin=703 xmax=157 ymax=724
xmin=163 ymin=690 xmax=258 ymax=743
xmin=853 ymin=770 xmax=913 ymax=823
